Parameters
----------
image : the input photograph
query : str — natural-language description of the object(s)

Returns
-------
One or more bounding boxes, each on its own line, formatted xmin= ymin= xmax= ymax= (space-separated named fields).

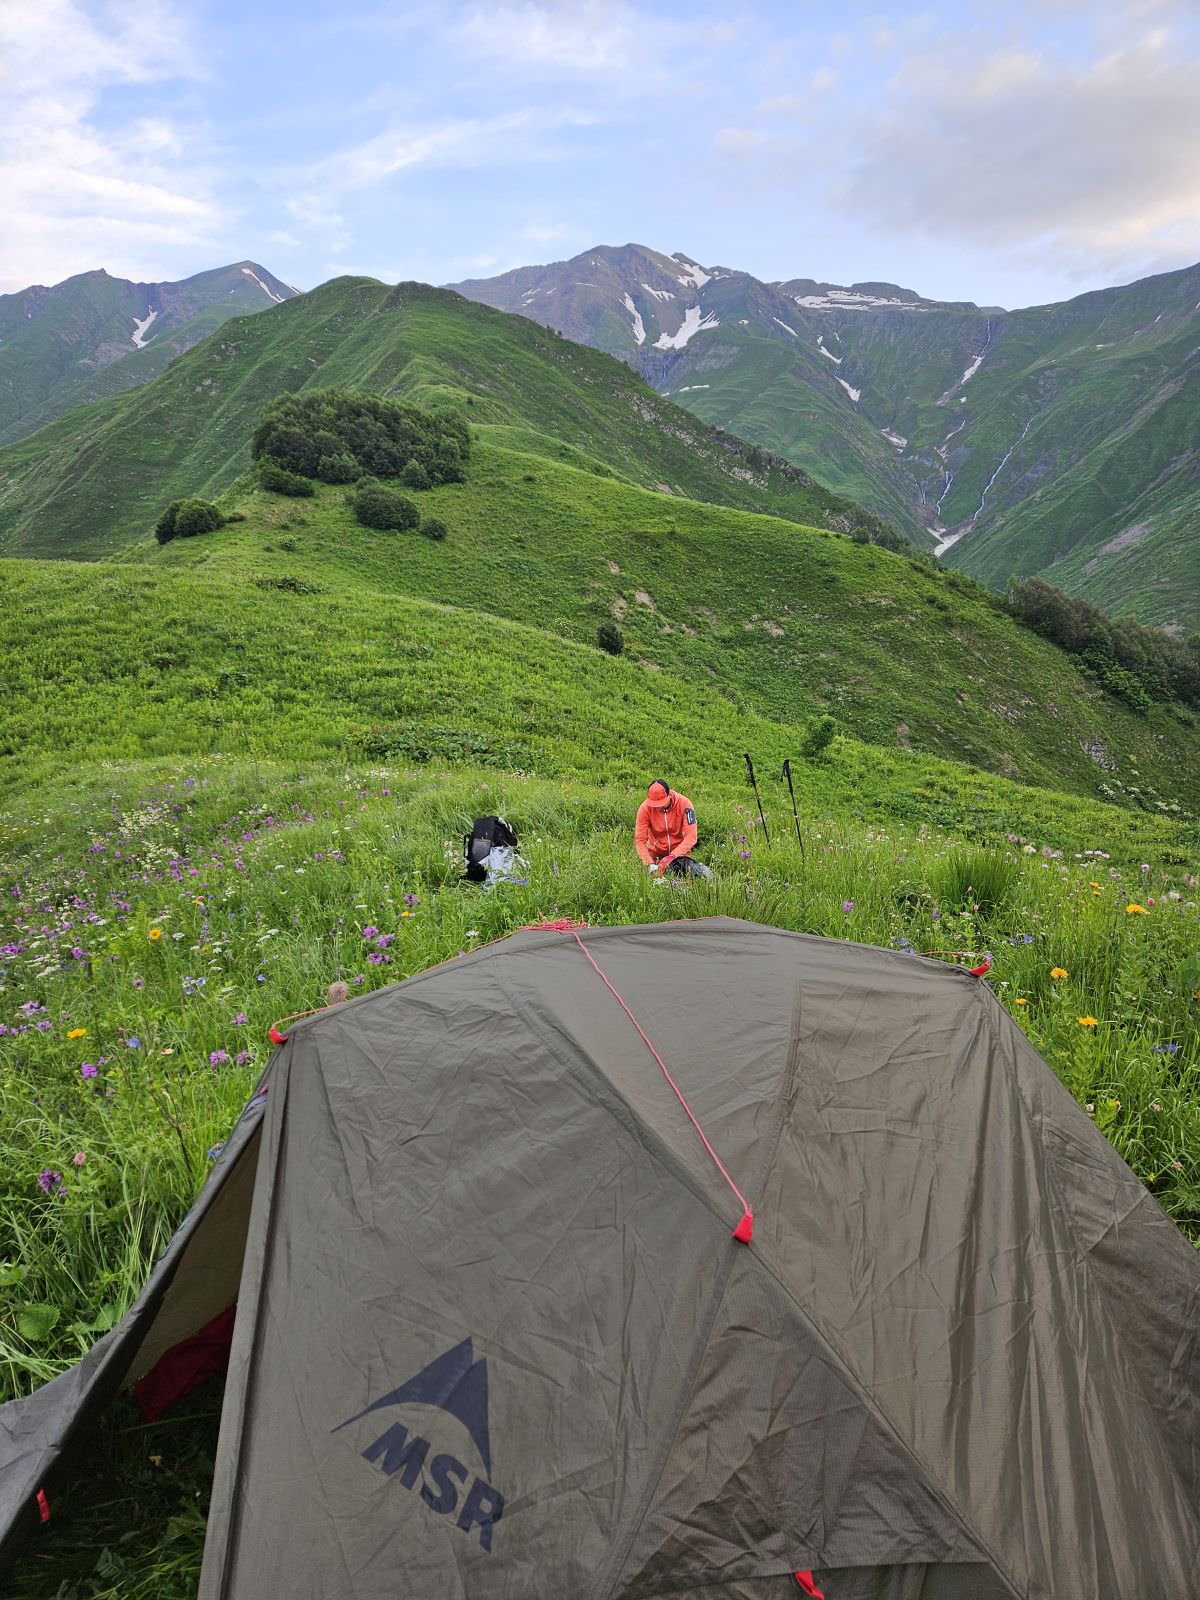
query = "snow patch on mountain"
xmin=675 ymin=259 xmax=713 ymax=291
xmin=837 ymin=377 xmax=861 ymax=402
xmin=773 ymin=317 xmax=798 ymax=337
xmin=933 ymin=528 xmax=966 ymax=558
xmin=241 ymin=266 xmax=285 ymax=304
xmin=816 ymin=336 xmax=842 ymax=364
xmin=673 ymin=384 xmax=711 ymax=393
xmin=622 ymin=293 xmax=646 ymax=346
xmin=881 ymin=427 xmax=907 ymax=450
xmin=654 ymin=305 xmax=720 ymax=350
xmin=641 ymin=283 xmax=674 ymax=301
xmin=130 ymin=309 xmax=158 ymax=349
xmin=795 ymin=288 xmax=910 ymax=311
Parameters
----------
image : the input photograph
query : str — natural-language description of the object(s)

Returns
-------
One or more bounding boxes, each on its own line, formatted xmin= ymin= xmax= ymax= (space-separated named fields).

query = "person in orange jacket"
xmin=635 ymin=780 xmax=712 ymax=878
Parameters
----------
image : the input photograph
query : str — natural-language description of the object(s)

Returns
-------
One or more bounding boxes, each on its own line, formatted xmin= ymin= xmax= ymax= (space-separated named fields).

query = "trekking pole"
xmin=743 ymin=754 xmax=770 ymax=845
xmin=781 ymin=759 xmax=805 ymax=858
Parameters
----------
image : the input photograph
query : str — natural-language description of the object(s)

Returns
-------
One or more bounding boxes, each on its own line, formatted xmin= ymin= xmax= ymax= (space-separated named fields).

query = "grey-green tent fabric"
xmin=2 ymin=919 xmax=1197 ymax=1598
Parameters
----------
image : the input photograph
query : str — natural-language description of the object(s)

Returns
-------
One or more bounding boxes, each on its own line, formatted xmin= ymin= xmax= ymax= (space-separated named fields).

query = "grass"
xmin=129 ymin=439 xmax=1200 ymax=809
xmin=1 ymin=756 xmax=1196 ymax=1595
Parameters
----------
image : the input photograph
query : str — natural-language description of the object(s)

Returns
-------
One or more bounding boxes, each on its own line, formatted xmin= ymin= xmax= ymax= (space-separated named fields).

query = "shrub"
xmin=259 ymin=459 xmax=314 ymax=497
xmin=354 ymin=481 xmax=419 ymax=531
xmin=421 ymin=517 xmax=448 ymax=541
xmin=597 ymin=622 xmax=624 ymax=656
xmin=251 ymin=574 xmax=322 ymax=594
xmin=315 ymin=452 xmax=359 ymax=485
xmin=799 ymin=713 xmax=837 ymax=760
xmin=154 ymin=502 xmax=181 ymax=544
xmin=173 ymin=499 xmax=224 ymax=538
xmin=401 ymin=459 xmax=432 ymax=490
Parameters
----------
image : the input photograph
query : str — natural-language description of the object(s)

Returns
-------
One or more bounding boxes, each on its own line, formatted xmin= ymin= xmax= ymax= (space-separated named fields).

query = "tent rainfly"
xmin=1 ymin=919 xmax=1197 ymax=1598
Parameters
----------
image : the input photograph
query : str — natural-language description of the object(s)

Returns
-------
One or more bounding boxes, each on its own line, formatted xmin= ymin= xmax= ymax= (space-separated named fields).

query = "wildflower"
xmin=67 ymin=1027 xmax=87 ymax=1039
xmin=133 ymin=977 xmax=145 ymax=989
xmin=1170 ymin=1160 xmax=1184 ymax=1171
xmin=231 ymin=1012 xmax=248 ymax=1026
xmin=148 ymin=928 xmax=162 ymax=941
xmin=181 ymin=975 xmax=206 ymax=995
xmin=739 ymin=850 xmax=750 ymax=860
xmin=1125 ymin=903 xmax=1147 ymax=915
xmin=1153 ymin=1042 xmax=1180 ymax=1055
xmin=841 ymin=900 xmax=855 ymax=914
xmin=70 ymin=946 xmax=85 ymax=961
xmin=1078 ymin=1016 xmax=1098 ymax=1028
xmin=367 ymin=952 xmax=388 ymax=965
xmin=375 ymin=934 xmax=394 ymax=949
xmin=36 ymin=1169 xmax=63 ymax=1195
xmin=1015 ymin=998 xmax=1027 ymax=1006
xmin=256 ymin=973 xmax=267 ymax=983
xmin=327 ymin=981 xmax=350 ymax=1006
xmin=235 ymin=1049 xmax=251 ymax=1066
xmin=126 ymin=1036 xmax=141 ymax=1049
xmin=1089 ymin=882 xmax=1100 ymax=889
xmin=1151 ymin=1103 xmax=1163 ymax=1113
xmin=1139 ymin=863 xmax=1150 ymax=874
xmin=160 ymin=1047 xmax=175 ymax=1056
xmin=1050 ymin=968 xmax=1068 ymax=980
xmin=80 ymin=1062 xmax=98 ymax=1078
xmin=361 ymin=925 xmax=379 ymax=940
xmin=403 ymin=893 xmax=420 ymax=908
xmin=353 ymin=976 xmax=365 ymax=987
xmin=73 ymin=1151 xmax=86 ymax=1167
xmin=35 ymin=1019 xmax=52 ymax=1032
xmin=209 ymin=1050 xmax=230 ymax=1066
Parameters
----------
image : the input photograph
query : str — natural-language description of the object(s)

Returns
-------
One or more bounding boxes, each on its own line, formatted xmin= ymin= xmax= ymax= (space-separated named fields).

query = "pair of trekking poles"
xmin=743 ymin=754 xmax=804 ymax=857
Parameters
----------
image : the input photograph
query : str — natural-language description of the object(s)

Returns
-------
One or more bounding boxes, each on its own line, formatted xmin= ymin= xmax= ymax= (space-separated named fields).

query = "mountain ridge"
xmin=450 ymin=245 xmax=1200 ymax=627
xmin=0 ymin=261 xmax=300 ymax=445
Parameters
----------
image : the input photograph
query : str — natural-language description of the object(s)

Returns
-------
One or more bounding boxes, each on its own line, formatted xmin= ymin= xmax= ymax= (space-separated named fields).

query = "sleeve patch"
xmin=685 ymin=808 xmax=696 ymax=825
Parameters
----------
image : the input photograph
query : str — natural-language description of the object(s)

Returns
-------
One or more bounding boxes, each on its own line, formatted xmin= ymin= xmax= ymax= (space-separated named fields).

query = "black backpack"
xmin=463 ymin=816 xmax=519 ymax=882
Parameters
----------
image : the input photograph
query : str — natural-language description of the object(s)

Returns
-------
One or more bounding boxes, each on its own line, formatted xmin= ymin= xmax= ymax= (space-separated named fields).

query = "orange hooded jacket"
xmin=635 ymin=786 xmax=698 ymax=872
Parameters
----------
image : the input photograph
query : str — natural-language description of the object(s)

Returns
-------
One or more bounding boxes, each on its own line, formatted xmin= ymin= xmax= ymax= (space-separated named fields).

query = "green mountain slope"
xmin=138 ymin=440 xmax=1200 ymax=809
xmin=453 ymin=246 xmax=1200 ymax=625
xmin=0 ymin=262 xmax=299 ymax=446
xmin=0 ymin=279 xmax=879 ymax=561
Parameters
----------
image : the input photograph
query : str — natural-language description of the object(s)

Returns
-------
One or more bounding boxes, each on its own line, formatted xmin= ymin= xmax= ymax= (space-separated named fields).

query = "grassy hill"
xmin=0 ymin=279 xmax=881 ymax=561
xmin=131 ymin=441 xmax=1200 ymax=810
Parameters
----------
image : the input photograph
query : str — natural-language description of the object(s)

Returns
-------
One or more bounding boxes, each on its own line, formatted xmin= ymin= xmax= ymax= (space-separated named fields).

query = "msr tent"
xmin=2 ymin=918 xmax=1198 ymax=1598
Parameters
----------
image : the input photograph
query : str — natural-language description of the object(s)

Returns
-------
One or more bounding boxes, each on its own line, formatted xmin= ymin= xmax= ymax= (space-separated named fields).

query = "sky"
xmin=2 ymin=0 xmax=1200 ymax=309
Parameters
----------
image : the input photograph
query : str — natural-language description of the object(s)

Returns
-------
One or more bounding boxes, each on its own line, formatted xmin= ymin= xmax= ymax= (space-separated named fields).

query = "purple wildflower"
xmin=126 ymin=1036 xmax=141 ymax=1049
xmin=209 ymin=1049 xmax=230 ymax=1066
xmin=403 ymin=893 xmax=420 ymax=908
xmin=37 ymin=1169 xmax=63 ymax=1194
xmin=36 ymin=1019 xmax=52 ymax=1032
xmin=375 ymin=934 xmax=393 ymax=949
xmin=361 ymin=925 xmax=379 ymax=940
xmin=236 ymin=1049 xmax=251 ymax=1066
xmin=231 ymin=1012 xmax=248 ymax=1026
xmin=132 ymin=977 xmax=145 ymax=990
xmin=80 ymin=1062 xmax=98 ymax=1079
xmin=842 ymin=900 xmax=855 ymax=914
xmin=73 ymin=1152 xmax=86 ymax=1167
xmin=367 ymin=952 xmax=387 ymax=965
xmin=353 ymin=975 xmax=365 ymax=987
xmin=70 ymin=947 xmax=85 ymax=961
xmin=1153 ymin=1042 xmax=1180 ymax=1055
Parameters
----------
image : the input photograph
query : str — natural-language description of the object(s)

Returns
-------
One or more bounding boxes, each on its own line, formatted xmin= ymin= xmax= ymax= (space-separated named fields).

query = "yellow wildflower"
xmin=1015 ymin=997 xmax=1027 ymax=1006
xmin=67 ymin=1027 xmax=87 ymax=1039
xmin=1125 ymin=903 xmax=1147 ymax=915
xmin=1078 ymin=1015 xmax=1098 ymax=1028
xmin=148 ymin=927 xmax=162 ymax=940
xmin=1089 ymin=882 xmax=1100 ymax=888
xmin=1050 ymin=967 xmax=1068 ymax=979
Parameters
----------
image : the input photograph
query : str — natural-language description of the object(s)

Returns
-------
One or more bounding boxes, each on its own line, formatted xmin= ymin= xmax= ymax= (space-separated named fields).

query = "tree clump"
xmin=258 ymin=460 xmax=315 ymax=497
xmin=154 ymin=498 xmax=224 ymax=544
xmin=251 ymin=389 xmax=469 ymax=492
xmin=353 ymin=481 xmax=419 ymax=532
xmin=596 ymin=621 xmax=624 ymax=656
xmin=1007 ymin=577 xmax=1200 ymax=710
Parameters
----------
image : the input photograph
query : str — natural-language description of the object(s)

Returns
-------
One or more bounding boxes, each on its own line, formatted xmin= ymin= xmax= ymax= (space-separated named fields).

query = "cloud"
xmin=0 ymin=1 xmax=222 ymax=289
xmin=841 ymin=19 xmax=1200 ymax=278
xmin=454 ymin=1 xmax=640 ymax=72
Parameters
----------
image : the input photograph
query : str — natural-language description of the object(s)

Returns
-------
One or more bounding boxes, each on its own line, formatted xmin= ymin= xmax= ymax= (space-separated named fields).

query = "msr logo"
xmin=334 ymin=1338 xmax=504 ymax=1552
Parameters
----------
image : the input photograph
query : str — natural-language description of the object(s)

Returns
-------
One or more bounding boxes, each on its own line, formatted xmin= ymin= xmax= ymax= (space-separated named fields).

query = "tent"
xmin=2 ymin=918 xmax=1197 ymax=1598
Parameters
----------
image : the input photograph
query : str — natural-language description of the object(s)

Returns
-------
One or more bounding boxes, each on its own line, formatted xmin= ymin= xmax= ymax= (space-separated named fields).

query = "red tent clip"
xmin=35 ymin=1488 xmax=50 ymax=1524
xmin=793 ymin=1573 xmax=825 ymax=1598
xmin=268 ymin=1025 xmax=289 ymax=1045
xmin=969 ymin=956 xmax=992 ymax=977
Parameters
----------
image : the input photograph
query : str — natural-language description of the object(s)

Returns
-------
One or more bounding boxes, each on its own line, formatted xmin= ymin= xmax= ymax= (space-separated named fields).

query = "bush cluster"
xmin=251 ymin=389 xmax=469 ymax=490
xmin=1007 ymin=578 xmax=1200 ymax=710
xmin=596 ymin=622 xmax=624 ymax=656
xmin=353 ymin=481 xmax=419 ymax=532
xmin=154 ymin=499 xmax=223 ymax=544
xmin=257 ymin=460 xmax=314 ymax=497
